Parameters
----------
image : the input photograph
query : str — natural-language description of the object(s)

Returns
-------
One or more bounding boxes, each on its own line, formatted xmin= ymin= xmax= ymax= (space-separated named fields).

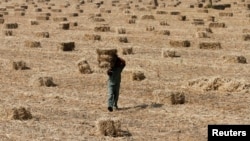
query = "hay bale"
xmin=171 ymin=92 xmax=185 ymax=105
xmin=58 ymin=22 xmax=70 ymax=30
xmin=219 ymin=12 xmax=233 ymax=17
xmin=96 ymin=117 xmax=121 ymax=137
xmin=117 ymin=28 xmax=126 ymax=34
xmin=77 ymin=59 xmax=92 ymax=74
xmin=128 ymin=19 xmax=136 ymax=24
xmin=162 ymin=49 xmax=179 ymax=58
xmin=11 ymin=107 xmax=32 ymax=120
xmin=169 ymin=40 xmax=190 ymax=47
xmin=94 ymin=24 xmax=110 ymax=32
xmin=196 ymin=31 xmax=209 ymax=38
xmin=199 ymin=42 xmax=221 ymax=50
xmin=209 ymin=22 xmax=226 ymax=28
xmin=159 ymin=20 xmax=169 ymax=26
xmin=197 ymin=27 xmax=212 ymax=33
xmin=170 ymin=11 xmax=180 ymax=15
xmin=132 ymin=71 xmax=146 ymax=81
xmin=197 ymin=9 xmax=208 ymax=13
xmin=121 ymin=47 xmax=133 ymax=55
xmin=207 ymin=16 xmax=215 ymax=22
xmin=36 ymin=16 xmax=49 ymax=20
xmin=141 ymin=15 xmax=155 ymax=20
xmin=178 ymin=15 xmax=186 ymax=21
xmin=146 ymin=26 xmax=155 ymax=31
xmin=35 ymin=31 xmax=49 ymax=38
xmin=192 ymin=19 xmax=204 ymax=25
xmin=222 ymin=55 xmax=247 ymax=64
xmin=33 ymin=76 xmax=56 ymax=87
xmin=24 ymin=40 xmax=41 ymax=48
xmin=0 ymin=18 xmax=4 ymax=24
xmin=14 ymin=12 xmax=25 ymax=16
xmin=84 ymin=34 xmax=101 ymax=41
xmin=68 ymin=13 xmax=78 ymax=17
xmin=188 ymin=77 xmax=250 ymax=92
xmin=53 ymin=17 xmax=67 ymax=22
xmin=158 ymin=30 xmax=170 ymax=35
xmin=242 ymin=29 xmax=250 ymax=33
xmin=51 ymin=9 xmax=62 ymax=12
xmin=92 ymin=17 xmax=105 ymax=22
xmin=12 ymin=61 xmax=29 ymax=70
xmin=156 ymin=10 xmax=167 ymax=14
xmin=30 ymin=20 xmax=39 ymax=25
xmin=2 ymin=30 xmax=13 ymax=36
xmin=118 ymin=36 xmax=128 ymax=43
xmin=96 ymin=49 xmax=117 ymax=68
xmin=70 ymin=22 xmax=78 ymax=27
xmin=243 ymin=34 xmax=250 ymax=41
xmin=57 ymin=42 xmax=75 ymax=51
xmin=4 ymin=23 xmax=18 ymax=29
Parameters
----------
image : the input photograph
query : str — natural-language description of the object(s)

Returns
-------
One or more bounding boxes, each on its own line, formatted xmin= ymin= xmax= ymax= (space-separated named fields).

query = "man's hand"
xmin=107 ymin=69 xmax=113 ymax=76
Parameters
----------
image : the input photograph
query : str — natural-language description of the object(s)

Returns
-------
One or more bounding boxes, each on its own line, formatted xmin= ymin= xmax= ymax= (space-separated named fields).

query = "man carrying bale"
xmin=96 ymin=49 xmax=126 ymax=112
xmin=107 ymin=54 xmax=126 ymax=112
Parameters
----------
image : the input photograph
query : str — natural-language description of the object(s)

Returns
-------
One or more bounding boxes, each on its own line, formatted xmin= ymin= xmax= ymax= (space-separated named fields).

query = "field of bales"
xmin=0 ymin=0 xmax=250 ymax=140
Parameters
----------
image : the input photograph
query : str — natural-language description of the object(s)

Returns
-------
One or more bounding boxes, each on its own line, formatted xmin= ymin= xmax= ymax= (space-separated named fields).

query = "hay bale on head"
xmin=96 ymin=117 xmax=121 ymax=137
xmin=96 ymin=48 xmax=117 ymax=69
xmin=12 ymin=60 xmax=29 ymax=70
xmin=171 ymin=92 xmax=185 ymax=105
xmin=57 ymin=42 xmax=75 ymax=51
xmin=77 ymin=59 xmax=92 ymax=74
xmin=11 ymin=107 xmax=32 ymax=120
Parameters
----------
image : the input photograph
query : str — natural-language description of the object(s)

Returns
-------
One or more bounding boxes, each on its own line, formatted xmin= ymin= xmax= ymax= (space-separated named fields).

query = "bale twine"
xmin=77 ymin=59 xmax=92 ymax=74
xmin=57 ymin=42 xmax=75 ymax=51
xmin=96 ymin=117 xmax=121 ymax=137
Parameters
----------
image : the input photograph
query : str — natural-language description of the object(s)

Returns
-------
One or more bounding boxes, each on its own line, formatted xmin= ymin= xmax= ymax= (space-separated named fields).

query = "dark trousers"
xmin=108 ymin=83 xmax=120 ymax=108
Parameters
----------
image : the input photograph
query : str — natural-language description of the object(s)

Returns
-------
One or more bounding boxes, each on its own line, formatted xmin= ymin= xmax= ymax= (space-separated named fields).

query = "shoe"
xmin=108 ymin=107 xmax=113 ymax=112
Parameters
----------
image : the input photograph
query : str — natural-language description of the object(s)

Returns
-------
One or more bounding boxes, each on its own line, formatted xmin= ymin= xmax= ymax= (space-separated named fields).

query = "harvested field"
xmin=0 ymin=0 xmax=250 ymax=141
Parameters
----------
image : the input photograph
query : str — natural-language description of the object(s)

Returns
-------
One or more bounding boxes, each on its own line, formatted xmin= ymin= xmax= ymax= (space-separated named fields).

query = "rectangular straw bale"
xmin=199 ymin=42 xmax=222 ymax=49
xmin=169 ymin=40 xmax=191 ymax=47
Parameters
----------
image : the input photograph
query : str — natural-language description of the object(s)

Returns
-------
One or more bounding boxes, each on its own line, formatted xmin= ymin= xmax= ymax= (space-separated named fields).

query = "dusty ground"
xmin=0 ymin=0 xmax=250 ymax=140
